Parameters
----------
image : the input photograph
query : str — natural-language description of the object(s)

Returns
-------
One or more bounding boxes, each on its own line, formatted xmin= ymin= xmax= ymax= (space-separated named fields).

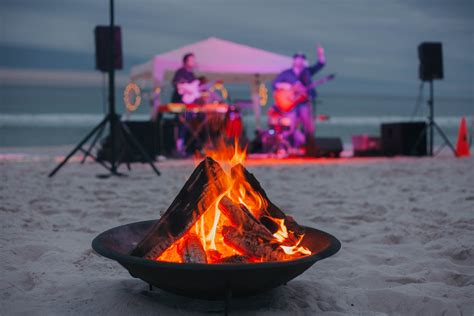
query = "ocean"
xmin=1 ymin=84 xmax=472 ymax=149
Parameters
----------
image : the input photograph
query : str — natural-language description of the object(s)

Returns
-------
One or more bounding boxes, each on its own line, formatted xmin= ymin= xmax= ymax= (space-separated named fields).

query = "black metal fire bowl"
xmin=92 ymin=220 xmax=341 ymax=299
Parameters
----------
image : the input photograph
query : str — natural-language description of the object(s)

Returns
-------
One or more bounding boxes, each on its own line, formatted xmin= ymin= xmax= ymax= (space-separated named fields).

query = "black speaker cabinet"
xmin=123 ymin=121 xmax=157 ymax=160
xmin=121 ymin=119 xmax=178 ymax=159
xmin=306 ymin=137 xmax=343 ymax=158
xmin=97 ymin=121 xmax=156 ymax=163
xmin=94 ymin=26 xmax=123 ymax=72
xmin=157 ymin=116 xmax=179 ymax=156
xmin=381 ymin=122 xmax=427 ymax=156
xmin=418 ymin=42 xmax=443 ymax=81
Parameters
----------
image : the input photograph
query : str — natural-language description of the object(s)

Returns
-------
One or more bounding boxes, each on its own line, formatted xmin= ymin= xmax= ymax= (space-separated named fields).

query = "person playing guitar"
xmin=271 ymin=44 xmax=327 ymax=146
xmin=170 ymin=53 xmax=203 ymax=156
xmin=171 ymin=52 xmax=198 ymax=103
xmin=170 ymin=53 xmax=227 ymax=156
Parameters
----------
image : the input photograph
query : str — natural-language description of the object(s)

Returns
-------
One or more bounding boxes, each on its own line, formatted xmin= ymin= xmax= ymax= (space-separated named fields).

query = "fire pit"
xmin=92 ymin=141 xmax=341 ymax=300
xmin=92 ymin=219 xmax=340 ymax=299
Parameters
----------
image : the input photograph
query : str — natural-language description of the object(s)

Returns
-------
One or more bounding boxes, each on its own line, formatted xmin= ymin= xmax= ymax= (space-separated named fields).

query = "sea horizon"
xmin=1 ymin=84 xmax=472 ymax=148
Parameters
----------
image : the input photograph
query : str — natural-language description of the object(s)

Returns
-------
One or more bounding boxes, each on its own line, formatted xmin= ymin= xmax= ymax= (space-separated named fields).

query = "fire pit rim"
xmin=92 ymin=220 xmax=341 ymax=270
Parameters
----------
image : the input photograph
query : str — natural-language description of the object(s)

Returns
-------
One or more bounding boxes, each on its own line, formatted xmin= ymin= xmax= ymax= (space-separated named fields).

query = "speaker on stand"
xmin=48 ymin=1 xmax=160 ymax=177
xmin=418 ymin=42 xmax=443 ymax=81
xmin=414 ymin=42 xmax=455 ymax=156
xmin=94 ymin=26 xmax=123 ymax=72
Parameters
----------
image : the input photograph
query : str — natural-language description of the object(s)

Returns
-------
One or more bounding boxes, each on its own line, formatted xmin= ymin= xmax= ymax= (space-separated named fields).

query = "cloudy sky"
xmin=1 ymin=0 xmax=473 ymax=97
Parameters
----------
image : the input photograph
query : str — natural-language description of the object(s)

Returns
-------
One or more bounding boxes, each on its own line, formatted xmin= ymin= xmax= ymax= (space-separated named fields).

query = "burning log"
xmin=230 ymin=164 xmax=305 ymax=236
xmin=216 ymin=255 xmax=249 ymax=264
xmin=206 ymin=250 xmax=223 ymax=263
xmin=222 ymin=226 xmax=288 ymax=262
xmin=218 ymin=196 xmax=274 ymax=242
xmin=259 ymin=215 xmax=280 ymax=234
xmin=130 ymin=157 xmax=228 ymax=259
xmin=259 ymin=215 xmax=302 ymax=247
xmin=178 ymin=234 xmax=207 ymax=263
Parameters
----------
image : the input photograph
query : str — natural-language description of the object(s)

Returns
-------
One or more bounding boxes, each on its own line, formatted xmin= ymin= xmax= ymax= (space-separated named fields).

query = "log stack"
xmin=130 ymin=157 xmax=307 ymax=264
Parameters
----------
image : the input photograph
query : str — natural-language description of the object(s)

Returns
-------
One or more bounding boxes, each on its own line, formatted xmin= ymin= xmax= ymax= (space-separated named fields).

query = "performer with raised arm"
xmin=271 ymin=44 xmax=326 ymax=146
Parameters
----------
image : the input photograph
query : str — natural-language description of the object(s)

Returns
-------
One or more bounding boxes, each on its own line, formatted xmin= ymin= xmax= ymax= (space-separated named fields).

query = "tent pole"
xmin=252 ymin=74 xmax=262 ymax=131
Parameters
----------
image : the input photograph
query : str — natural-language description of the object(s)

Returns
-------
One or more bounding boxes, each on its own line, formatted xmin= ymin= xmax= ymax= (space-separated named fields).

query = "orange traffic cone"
xmin=455 ymin=117 xmax=470 ymax=157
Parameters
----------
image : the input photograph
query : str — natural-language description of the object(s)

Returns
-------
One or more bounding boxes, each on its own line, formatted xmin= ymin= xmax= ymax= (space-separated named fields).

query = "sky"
xmin=1 ymin=0 xmax=473 ymax=98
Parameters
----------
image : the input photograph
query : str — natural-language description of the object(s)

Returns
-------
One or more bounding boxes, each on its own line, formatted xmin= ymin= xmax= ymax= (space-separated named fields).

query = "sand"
xmin=1 ymin=147 xmax=473 ymax=315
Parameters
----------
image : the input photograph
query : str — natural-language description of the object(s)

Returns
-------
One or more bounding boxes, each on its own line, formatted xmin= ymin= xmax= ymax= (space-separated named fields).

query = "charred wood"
xmin=131 ymin=157 xmax=228 ymax=259
xmin=216 ymin=255 xmax=249 ymax=264
xmin=222 ymin=225 xmax=287 ymax=262
xmin=218 ymin=196 xmax=274 ymax=242
xmin=178 ymin=234 xmax=207 ymax=263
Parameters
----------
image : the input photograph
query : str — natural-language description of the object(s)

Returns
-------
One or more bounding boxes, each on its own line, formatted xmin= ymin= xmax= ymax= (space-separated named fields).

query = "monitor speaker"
xmin=352 ymin=135 xmax=381 ymax=157
xmin=157 ymin=117 xmax=179 ymax=156
xmin=306 ymin=137 xmax=343 ymax=158
xmin=94 ymin=26 xmax=123 ymax=72
xmin=381 ymin=122 xmax=427 ymax=156
xmin=97 ymin=121 xmax=156 ymax=163
xmin=418 ymin=42 xmax=443 ymax=81
xmin=123 ymin=121 xmax=157 ymax=161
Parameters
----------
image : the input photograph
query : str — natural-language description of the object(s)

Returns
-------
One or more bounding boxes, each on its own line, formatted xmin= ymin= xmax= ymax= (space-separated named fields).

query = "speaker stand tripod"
xmin=414 ymin=80 xmax=455 ymax=156
xmin=48 ymin=112 xmax=161 ymax=178
xmin=48 ymin=0 xmax=160 ymax=178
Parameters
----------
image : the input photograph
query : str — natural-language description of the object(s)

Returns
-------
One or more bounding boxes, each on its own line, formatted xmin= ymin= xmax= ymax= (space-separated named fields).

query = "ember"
xmin=131 ymin=140 xmax=311 ymax=264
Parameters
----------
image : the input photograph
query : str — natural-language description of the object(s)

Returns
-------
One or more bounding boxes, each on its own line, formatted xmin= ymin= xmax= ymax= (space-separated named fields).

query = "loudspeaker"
xmin=123 ymin=121 xmax=157 ymax=161
xmin=97 ymin=121 xmax=156 ymax=163
xmin=94 ymin=26 xmax=123 ymax=72
xmin=352 ymin=135 xmax=381 ymax=157
xmin=306 ymin=137 xmax=343 ymax=158
xmin=418 ymin=42 xmax=443 ymax=81
xmin=381 ymin=122 xmax=427 ymax=156
xmin=157 ymin=117 xmax=178 ymax=156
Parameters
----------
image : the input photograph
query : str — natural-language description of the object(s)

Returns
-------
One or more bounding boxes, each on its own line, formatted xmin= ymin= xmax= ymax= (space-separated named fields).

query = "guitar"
xmin=273 ymin=73 xmax=335 ymax=113
xmin=177 ymin=80 xmax=216 ymax=104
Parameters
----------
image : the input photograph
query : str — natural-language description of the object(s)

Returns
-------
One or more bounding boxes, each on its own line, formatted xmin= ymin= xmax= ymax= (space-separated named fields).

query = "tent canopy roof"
xmin=130 ymin=37 xmax=293 ymax=84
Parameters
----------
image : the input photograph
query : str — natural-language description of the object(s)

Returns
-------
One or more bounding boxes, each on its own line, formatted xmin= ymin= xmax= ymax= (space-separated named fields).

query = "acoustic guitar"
xmin=273 ymin=74 xmax=335 ymax=112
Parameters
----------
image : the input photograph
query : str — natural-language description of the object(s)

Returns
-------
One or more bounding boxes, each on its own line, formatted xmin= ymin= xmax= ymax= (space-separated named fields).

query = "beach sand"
xmin=1 ymin=147 xmax=473 ymax=315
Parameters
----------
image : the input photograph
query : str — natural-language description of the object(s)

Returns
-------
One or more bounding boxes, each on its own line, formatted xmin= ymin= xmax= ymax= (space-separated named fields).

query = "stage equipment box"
xmin=352 ymin=135 xmax=381 ymax=157
xmin=306 ymin=137 xmax=343 ymax=158
xmin=381 ymin=122 xmax=427 ymax=156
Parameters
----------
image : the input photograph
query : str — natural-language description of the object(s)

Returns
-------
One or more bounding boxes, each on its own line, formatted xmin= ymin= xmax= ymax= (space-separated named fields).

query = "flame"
xmin=272 ymin=218 xmax=289 ymax=242
xmin=199 ymin=138 xmax=247 ymax=171
xmin=271 ymin=217 xmax=312 ymax=255
xmin=207 ymin=200 xmax=221 ymax=250
xmin=280 ymin=235 xmax=312 ymax=255
xmin=157 ymin=139 xmax=311 ymax=263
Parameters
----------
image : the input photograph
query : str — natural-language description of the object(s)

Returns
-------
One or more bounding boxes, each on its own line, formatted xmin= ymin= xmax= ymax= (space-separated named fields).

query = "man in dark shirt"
xmin=171 ymin=53 xmax=197 ymax=103
xmin=170 ymin=53 xmax=197 ymax=155
xmin=272 ymin=45 xmax=326 ymax=141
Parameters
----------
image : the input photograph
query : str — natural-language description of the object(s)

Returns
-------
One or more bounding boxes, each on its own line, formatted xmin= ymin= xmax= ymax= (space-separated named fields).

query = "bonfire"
xmin=131 ymin=141 xmax=311 ymax=264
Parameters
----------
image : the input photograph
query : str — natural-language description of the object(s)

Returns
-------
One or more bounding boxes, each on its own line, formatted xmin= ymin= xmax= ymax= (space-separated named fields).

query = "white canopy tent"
xmin=130 ymin=37 xmax=293 ymax=128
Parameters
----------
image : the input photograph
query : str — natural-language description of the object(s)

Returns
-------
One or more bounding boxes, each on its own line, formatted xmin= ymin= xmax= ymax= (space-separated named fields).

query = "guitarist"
xmin=272 ymin=45 xmax=326 ymax=143
xmin=171 ymin=52 xmax=197 ymax=103
xmin=170 ymin=53 xmax=199 ymax=156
